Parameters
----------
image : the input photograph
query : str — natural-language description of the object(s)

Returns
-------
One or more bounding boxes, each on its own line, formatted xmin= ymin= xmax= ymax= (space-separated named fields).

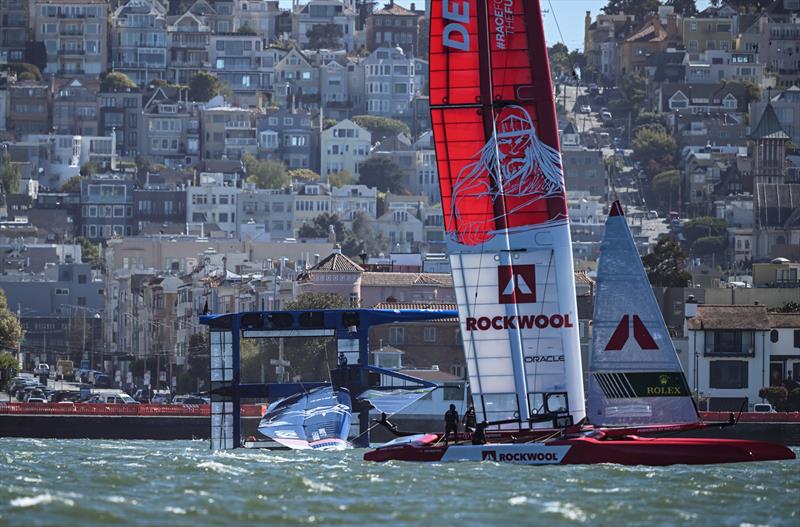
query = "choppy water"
xmin=0 ymin=440 xmax=797 ymax=527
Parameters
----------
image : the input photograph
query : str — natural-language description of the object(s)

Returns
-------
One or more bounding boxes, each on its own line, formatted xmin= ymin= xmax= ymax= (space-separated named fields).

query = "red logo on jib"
xmin=498 ymin=265 xmax=536 ymax=304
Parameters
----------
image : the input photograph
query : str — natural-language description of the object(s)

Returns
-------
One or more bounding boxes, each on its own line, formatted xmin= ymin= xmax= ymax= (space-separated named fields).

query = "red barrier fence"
xmin=0 ymin=402 xmax=265 ymax=417
xmin=2 ymin=403 xmax=797 ymax=422
xmin=699 ymin=411 xmax=800 ymax=423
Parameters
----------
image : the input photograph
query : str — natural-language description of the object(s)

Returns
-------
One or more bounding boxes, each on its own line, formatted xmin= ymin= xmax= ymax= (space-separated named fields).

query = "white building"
xmin=331 ymin=184 xmax=377 ymax=223
xmin=685 ymin=303 xmax=800 ymax=411
xmin=320 ymin=119 xmax=371 ymax=180
xmin=186 ymin=172 xmax=237 ymax=235
xmin=22 ymin=133 xmax=116 ymax=188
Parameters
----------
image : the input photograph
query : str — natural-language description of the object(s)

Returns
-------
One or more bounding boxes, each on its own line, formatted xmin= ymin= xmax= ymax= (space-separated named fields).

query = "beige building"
xmin=200 ymin=104 xmax=258 ymax=161
xmin=682 ymin=14 xmax=734 ymax=54
xmin=32 ymin=0 xmax=109 ymax=77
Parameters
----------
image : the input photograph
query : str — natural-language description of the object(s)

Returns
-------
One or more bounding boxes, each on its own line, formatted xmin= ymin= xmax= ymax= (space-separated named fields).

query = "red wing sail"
xmin=430 ymin=0 xmax=567 ymax=246
xmin=430 ymin=0 xmax=586 ymax=428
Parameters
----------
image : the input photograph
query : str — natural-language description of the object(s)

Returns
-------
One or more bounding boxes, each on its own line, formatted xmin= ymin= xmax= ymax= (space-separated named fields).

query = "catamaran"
xmin=364 ymin=0 xmax=795 ymax=465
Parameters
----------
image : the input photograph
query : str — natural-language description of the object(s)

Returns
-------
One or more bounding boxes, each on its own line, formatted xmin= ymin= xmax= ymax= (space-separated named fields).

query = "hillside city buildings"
xmin=0 ymin=0 xmax=797 ymax=409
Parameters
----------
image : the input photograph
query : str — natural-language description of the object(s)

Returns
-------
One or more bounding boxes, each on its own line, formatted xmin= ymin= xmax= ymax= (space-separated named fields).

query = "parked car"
xmin=26 ymin=397 xmax=47 ymax=404
xmin=86 ymin=393 xmax=138 ymax=404
xmin=151 ymin=392 xmax=172 ymax=404
xmin=33 ymin=363 xmax=50 ymax=376
xmin=173 ymin=395 xmax=209 ymax=405
xmin=580 ymin=104 xmax=592 ymax=114
xmin=50 ymin=390 xmax=81 ymax=403
xmin=753 ymin=403 xmax=777 ymax=413
xmin=601 ymin=110 xmax=613 ymax=122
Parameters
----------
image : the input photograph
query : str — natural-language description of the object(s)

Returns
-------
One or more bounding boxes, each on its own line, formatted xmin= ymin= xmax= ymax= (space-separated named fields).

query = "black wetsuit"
xmin=463 ymin=409 xmax=477 ymax=433
xmin=472 ymin=423 xmax=487 ymax=445
xmin=444 ymin=409 xmax=459 ymax=443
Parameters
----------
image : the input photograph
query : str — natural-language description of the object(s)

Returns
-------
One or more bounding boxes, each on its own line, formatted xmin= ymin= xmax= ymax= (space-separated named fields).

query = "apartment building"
xmin=366 ymin=2 xmax=421 ymax=55
xmin=52 ymin=78 xmax=99 ymax=136
xmin=7 ymin=82 xmax=51 ymax=135
xmin=209 ymin=32 xmax=268 ymax=106
xmin=200 ymin=104 xmax=258 ymax=161
xmin=292 ymin=0 xmax=357 ymax=51
xmin=141 ymin=86 xmax=202 ymax=168
xmin=97 ymin=87 xmax=143 ymax=159
xmin=186 ymin=172 xmax=237 ymax=235
xmin=32 ymin=0 xmax=109 ymax=76
xmin=364 ymin=45 xmax=415 ymax=118
xmin=79 ymin=176 xmax=135 ymax=240
xmin=320 ymin=119 xmax=371 ymax=180
xmin=256 ymin=107 xmax=317 ymax=170
xmin=165 ymin=10 xmax=212 ymax=85
xmin=0 ymin=0 xmax=29 ymax=63
xmin=111 ymin=0 xmax=168 ymax=85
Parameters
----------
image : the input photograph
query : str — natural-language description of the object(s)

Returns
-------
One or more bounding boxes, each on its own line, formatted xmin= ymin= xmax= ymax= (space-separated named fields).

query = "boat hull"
xmin=363 ymin=436 xmax=796 ymax=465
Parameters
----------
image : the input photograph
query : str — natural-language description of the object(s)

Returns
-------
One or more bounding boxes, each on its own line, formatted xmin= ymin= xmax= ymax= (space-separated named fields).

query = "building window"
xmin=704 ymin=331 xmax=755 ymax=356
xmin=709 ymin=361 xmax=748 ymax=389
xmin=442 ymin=383 xmax=463 ymax=400
xmin=795 ymin=330 xmax=800 ymax=349
xmin=423 ymin=326 xmax=437 ymax=343
xmin=389 ymin=327 xmax=405 ymax=345
xmin=771 ymin=330 xmax=779 ymax=343
xmin=55 ymin=288 xmax=69 ymax=295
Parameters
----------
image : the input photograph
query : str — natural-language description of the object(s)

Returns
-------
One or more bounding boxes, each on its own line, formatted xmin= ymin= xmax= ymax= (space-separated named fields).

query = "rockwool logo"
xmin=604 ymin=314 xmax=659 ymax=351
xmin=482 ymin=450 xmax=559 ymax=463
xmin=498 ymin=265 xmax=536 ymax=304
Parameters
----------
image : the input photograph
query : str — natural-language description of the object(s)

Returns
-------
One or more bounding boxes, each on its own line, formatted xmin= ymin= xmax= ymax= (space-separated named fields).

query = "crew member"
xmin=472 ymin=420 xmax=488 ymax=445
xmin=463 ymin=405 xmax=477 ymax=434
xmin=444 ymin=404 xmax=459 ymax=444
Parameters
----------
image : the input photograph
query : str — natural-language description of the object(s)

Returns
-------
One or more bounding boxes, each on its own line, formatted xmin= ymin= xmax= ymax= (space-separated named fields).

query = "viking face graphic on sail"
xmin=450 ymin=105 xmax=565 ymax=245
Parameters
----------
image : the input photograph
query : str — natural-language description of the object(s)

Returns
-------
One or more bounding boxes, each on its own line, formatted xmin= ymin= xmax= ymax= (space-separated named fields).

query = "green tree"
xmin=649 ymin=170 xmax=681 ymax=210
xmin=770 ymin=302 xmax=800 ymax=314
xmin=236 ymin=23 xmax=256 ymax=35
xmin=188 ymin=71 xmax=225 ymax=102
xmin=632 ymin=127 xmax=678 ymax=177
xmin=347 ymin=210 xmax=387 ymax=257
xmin=24 ymin=41 xmax=48 ymax=73
xmin=602 ymin=0 xmax=659 ymax=19
xmin=76 ymin=236 xmax=102 ymax=269
xmin=358 ymin=156 xmax=406 ymax=193
xmin=297 ymin=212 xmax=346 ymax=241
xmin=759 ymin=386 xmax=788 ymax=410
xmin=642 ymin=238 xmax=691 ymax=287
xmin=79 ymin=160 xmax=98 ymax=177
xmin=691 ymin=236 xmax=726 ymax=257
xmin=288 ymin=168 xmax=320 ymax=183
xmin=0 ymin=352 xmax=17 ymax=388
xmin=0 ymin=152 xmax=21 ymax=195
xmin=328 ymin=170 xmax=354 ymax=188
xmin=61 ymin=175 xmax=83 ymax=193
xmin=306 ymin=23 xmax=343 ymax=49
xmin=548 ymin=43 xmax=571 ymax=76
xmin=351 ymin=115 xmax=411 ymax=141
xmin=3 ymin=62 xmax=43 ymax=82
xmin=682 ymin=217 xmax=728 ymax=246
xmin=635 ymin=111 xmax=670 ymax=130
xmin=243 ymin=155 xmax=290 ymax=189
xmin=665 ymin=0 xmax=697 ymax=15
xmin=0 ymin=288 xmax=23 ymax=354
xmin=100 ymin=71 xmax=137 ymax=92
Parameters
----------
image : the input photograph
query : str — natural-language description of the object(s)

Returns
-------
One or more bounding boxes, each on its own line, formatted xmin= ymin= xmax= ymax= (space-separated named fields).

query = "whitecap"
xmin=508 ymin=496 xmax=528 ymax=506
xmin=10 ymin=494 xmax=74 ymax=508
xmin=542 ymin=501 xmax=588 ymax=523
xmin=301 ymin=477 xmax=334 ymax=493
xmin=196 ymin=461 xmax=251 ymax=476
xmin=165 ymin=506 xmax=187 ymax=515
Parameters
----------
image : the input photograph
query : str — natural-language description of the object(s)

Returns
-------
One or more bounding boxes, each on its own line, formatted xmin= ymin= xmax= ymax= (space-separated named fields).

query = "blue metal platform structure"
xmin=200 ymin=308 xmax=457 ymax=449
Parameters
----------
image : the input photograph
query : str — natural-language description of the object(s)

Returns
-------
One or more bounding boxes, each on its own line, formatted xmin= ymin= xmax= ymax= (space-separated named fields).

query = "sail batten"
xmin=587 ymin=202 xmax=699 ymax=427
xmin=431 ymin=0 xmax=585 ymax=427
